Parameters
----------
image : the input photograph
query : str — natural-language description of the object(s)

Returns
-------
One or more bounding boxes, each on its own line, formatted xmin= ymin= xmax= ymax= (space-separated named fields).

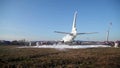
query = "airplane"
xmin=54 ymin=11 xmax=97 ymax=43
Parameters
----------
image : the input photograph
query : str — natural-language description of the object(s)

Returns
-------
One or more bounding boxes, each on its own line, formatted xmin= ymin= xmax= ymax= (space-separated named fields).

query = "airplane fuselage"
xmin=62 ymin=34 xmax=76 ymax=42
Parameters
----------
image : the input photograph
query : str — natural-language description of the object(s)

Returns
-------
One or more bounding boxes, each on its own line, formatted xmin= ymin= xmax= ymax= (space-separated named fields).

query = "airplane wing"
xmin=77 ymin=32 xmax=98 ymax=35
xmin=54 ymin=31 xmax=72 ymax=35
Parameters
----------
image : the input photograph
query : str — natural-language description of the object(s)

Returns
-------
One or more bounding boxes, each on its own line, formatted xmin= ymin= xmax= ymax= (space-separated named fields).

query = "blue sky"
xmin=0 ymin=0 xmax=120 ymax=41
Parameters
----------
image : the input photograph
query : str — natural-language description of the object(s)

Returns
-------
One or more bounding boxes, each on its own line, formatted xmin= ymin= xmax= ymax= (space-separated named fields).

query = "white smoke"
xmin=18 ymin=44 xmax=111 ymax=50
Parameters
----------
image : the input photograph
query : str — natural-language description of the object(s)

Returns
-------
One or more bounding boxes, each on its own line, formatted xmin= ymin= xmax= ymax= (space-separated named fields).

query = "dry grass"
xmin=0 ymin=45 xmax=120 ymax=68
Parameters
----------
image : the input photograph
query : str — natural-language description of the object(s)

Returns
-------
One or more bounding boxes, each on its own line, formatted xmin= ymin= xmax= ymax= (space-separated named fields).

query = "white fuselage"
xmin=62 ymin=27 xmax=77 ymax=42
xmin=62 ymin=34 xmax=76 ymax=42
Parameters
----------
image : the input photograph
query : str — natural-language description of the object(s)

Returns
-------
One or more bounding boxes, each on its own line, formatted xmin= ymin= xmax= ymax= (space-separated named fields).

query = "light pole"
xmin=106 ymin=22 xmax=112 ymax=42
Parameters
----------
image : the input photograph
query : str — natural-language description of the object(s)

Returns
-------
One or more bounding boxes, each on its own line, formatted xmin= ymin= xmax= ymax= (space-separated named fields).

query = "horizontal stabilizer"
xmin=54 ymin=31 xmax=72 ymax=35
xmin=77 ymin=32 xmax=98 ymax=35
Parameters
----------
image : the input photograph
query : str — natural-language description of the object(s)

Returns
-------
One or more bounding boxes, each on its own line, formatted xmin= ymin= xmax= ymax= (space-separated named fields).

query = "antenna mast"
xmin=106 ymin=22 xmax=112 ymax=42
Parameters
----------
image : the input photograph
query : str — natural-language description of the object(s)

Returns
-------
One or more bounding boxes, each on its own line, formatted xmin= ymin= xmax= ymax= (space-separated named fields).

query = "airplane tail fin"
xmin=72 ymin=11 xmax=77 ymax=33
xmin=54 ymin=11 xmax=78 ymax=35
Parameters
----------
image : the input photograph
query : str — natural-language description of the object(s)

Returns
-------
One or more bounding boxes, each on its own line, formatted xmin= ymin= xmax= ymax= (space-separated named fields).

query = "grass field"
xmin=0 ymin=45 xmax=120 ymax=68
